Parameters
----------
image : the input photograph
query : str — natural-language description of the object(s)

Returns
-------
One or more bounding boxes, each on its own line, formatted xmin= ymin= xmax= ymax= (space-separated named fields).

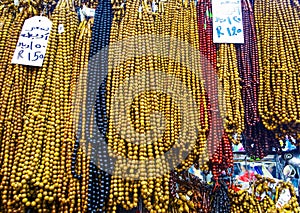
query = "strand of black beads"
xmin=71 ymin=137 xmax=82 ymax=180
xmin=78 ymin=1 xmax=104 ymax=212
xmin=210 ymin=180 xmax=230 ymax=213
xmin=94 ymin=2 xmax=113 ymax=208
xmin=88 ymin=2 xmax=105 ymax=210
xmin=97 ymin=0 xmax=114 ymax=211
xmin=96 ymin=77 xmax=108 ymax=135
xmin=95 ymin=74 xmax=112 ymax=212
xmin=85 ymin=0 xmax=114 ymax=211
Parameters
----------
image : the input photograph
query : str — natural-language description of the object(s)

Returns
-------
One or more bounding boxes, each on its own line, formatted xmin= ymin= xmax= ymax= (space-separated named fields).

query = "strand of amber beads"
xmin=6 ymin=1 xmax=84 ymax=212
xmin=217 ymin=44 xmax=244 ymax=144
xmin=106 ymin=0 xmax=209 ymax=212
xmin=71 ymin=17 xmax=94 ymax=212
xmin=0 ymin=6 xmax=40 ymax=212
xmin=255 ymin=0 xmax=300 ymax=141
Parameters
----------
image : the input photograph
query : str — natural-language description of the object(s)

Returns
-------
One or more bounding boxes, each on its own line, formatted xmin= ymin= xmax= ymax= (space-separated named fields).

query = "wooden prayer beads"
xmin=255 ymin=0 xmax=300 ymax=141
xmin=229 ymin=175 xmax=300 ymax=213
xmin=216 ymin=43 xmax=244 ymax=144
xmin=0 ymin=5 xmax=40 ymax=212
xmin=106 ymin=0 xmax=209 ymax=212
xmin=0 ymin=0 xmax=97 ymax=211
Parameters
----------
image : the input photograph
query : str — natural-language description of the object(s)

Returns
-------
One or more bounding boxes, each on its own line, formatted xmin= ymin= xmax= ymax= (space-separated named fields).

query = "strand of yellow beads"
xmin=106 ymin=0 xmax=209 ymax=212
xmin=217 ymin=44 xmax=244 ymax=144
xmin=255 ymin=0 xmax=300 ymax=141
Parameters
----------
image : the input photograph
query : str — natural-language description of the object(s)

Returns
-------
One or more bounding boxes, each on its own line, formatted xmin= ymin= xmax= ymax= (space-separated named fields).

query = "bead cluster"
xmin=169 ymin=172 xmax=213 ymax=213
xmin=105 ymin=0 xmax=209 ymax=211
xmin=229 ymin=175 xmax=300 ymax=213
xmin=0 ymin=5 xmax=41 ymax=212
xmin=9 ymin=1 xmax=81 ymax=212
xmin=255 ymin=0 xmax=300 ymax=141
xmin=170 ymin=171 xmax=231 ymax=213
xmin=0 ymin=0 xmax=98 ymax=211
xmin=237 ymin=0 xmax=282 ymax=159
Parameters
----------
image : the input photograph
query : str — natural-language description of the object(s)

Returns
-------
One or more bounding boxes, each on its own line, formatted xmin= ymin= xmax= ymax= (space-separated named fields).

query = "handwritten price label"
xmin=11 ymin=16 xmax=52 ymax=67
xmin=212 ymin=0 xmax=244 ymax=43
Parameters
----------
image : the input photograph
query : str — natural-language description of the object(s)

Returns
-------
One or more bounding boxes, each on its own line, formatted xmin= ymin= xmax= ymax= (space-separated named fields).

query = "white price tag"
xmin=152 ymin=1 xmax=158 ymax=12
xmin=276 ymin=189 xmax=291 ymax=208
xmin=212 ymin=0 xmax=244 ymax=43
xmin=82 ymin=5 xmax=95 ymax=17
xmin=14 ymin=0 xmax=19 ymax=6
xmin=11 ymin=16 xmax=52 ymax=67
xmin=79 ymin=8 xmax=85 ymax=22
xmin=58 ymin=24 xmax=64 ymax=34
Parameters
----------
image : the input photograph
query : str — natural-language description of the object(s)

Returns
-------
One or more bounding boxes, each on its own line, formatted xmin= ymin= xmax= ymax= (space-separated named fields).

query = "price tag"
xmin=82 ymin=5 xmax=95 ymax=17
xmin=152 ymin=1 xmax=158 ymax=12
xmin=79 ymin=8 xmax=85 ymax=22
xmin=11 ymin=16 xmax=52 ymax=67
xmin=276 ymin=189 xmax=291 ymax=208
xmin=58 ymin=24 xmax=64 ymax=34
xmin=212 ymin=0 xmax=244 ymax=43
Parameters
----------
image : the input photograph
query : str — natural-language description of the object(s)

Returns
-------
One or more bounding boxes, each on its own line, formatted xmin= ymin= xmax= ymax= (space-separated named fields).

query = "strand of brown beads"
xmin=8 ymin=0 xmax=80 ymax=212
xmin=106 ymin=0 xmax=209 ymax=212
xmin=71 ymin=17 xmax=94 ymax=213
xmin=255 ymin=0 xmax=300 ymax=141
xmin=217 ymin=43 xmax=244 ymax=144
xmin=106 ymin=0 xmax=139 ymax=211
xmin=0 ymin=5 xmax=40 ymax=212
xmin=0 ymin=7 xmax=14 ymax=91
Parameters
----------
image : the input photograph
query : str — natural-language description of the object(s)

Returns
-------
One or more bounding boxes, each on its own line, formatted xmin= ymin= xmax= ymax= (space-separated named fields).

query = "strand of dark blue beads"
xmin=82 ymin=0 xmax=114 ymax=211
xmin=210 ymin=181 xmax=231 ymax=213
xmin=71 ymin=1 xmax=105 ymax=210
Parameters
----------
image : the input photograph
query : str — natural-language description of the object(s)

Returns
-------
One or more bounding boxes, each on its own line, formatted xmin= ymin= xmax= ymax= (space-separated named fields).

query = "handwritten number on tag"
xmin=216 ymin=26 xmax=224 ymax=38
xmin=212 ymin=0 xmax=244 ymax=43
xmin=11 ymin=16 xmax=52 ymax=67
xmin=216 ymin=26 xmax=242 ymax=37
